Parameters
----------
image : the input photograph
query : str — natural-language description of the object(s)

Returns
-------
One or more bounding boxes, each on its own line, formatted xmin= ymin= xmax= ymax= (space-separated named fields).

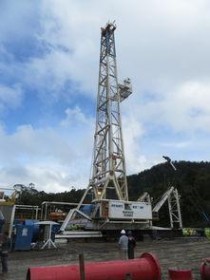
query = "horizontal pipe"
xmin=168 ymin=268 xmax=193 ymax=280
xmin=27 ymin=252 xmax=161 ymax=280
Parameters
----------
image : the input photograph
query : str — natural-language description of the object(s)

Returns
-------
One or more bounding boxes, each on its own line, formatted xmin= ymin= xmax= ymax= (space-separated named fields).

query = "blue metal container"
xmin=24 ymin=220 xmax=39 ymax=242
xmin=14 ymin=224 xmax=34 ymax=251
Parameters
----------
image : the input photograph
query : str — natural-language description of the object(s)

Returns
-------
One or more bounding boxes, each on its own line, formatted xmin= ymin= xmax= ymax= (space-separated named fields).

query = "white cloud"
xmin=139 ymin=81 xmax=210 ymax=133
xmin=1 ymin=0 xmax=210 ymax=191
xmin=0 ymin=112 xmax=94 ymax=192
xmin=0 ymin=84 xmax=23 ymax=112
xmin=61 ymin=106 xmax=92 ymax=126
xmin=0 ymin=1 xmax=40 ymax=43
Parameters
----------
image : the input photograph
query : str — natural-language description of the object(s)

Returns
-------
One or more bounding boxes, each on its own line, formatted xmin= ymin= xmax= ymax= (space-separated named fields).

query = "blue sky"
xmin=1 ymin=0 xmax=210 ymax=193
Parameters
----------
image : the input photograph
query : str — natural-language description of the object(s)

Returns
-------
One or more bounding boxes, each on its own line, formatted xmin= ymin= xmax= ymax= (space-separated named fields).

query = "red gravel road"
xmin=1 ymin=237 xmax=209 ymax=279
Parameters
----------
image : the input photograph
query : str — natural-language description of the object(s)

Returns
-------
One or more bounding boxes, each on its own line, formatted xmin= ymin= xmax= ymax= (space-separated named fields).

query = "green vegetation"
xmin=18 ymin=161 xmax=210 ymax=228
xmin=128 ymin=161 xmax=210 ymax=227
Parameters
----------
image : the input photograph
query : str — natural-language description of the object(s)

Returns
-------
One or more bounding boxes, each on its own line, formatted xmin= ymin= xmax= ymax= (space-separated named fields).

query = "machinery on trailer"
xmin=152 ymin=186 xmax=183 ymax=229
xmin=60 ymin=22 xmax=182 ymax=237
xmin=0 ymin=185 xmax=39 ymax=237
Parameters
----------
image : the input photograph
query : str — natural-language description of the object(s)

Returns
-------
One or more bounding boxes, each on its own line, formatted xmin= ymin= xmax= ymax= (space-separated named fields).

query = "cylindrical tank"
xmin=168 ymin=268 xmax=193 ymax=280
xmin=27 ymin=252 xmax=161 ymax=280
xmin=200 ymin=258 xmax=210 ymax=280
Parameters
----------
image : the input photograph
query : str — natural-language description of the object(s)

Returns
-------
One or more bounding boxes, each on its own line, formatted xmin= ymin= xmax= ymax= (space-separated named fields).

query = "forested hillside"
xmin=18 ymin=161 xmax=210 ymax=228
xmin=128 ymin=161 xmax=210 ymax=227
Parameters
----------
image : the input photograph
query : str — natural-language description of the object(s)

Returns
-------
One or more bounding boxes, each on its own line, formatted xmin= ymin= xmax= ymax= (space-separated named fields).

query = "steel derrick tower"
xmin=80 ymin=22 xmax=132 ymax=206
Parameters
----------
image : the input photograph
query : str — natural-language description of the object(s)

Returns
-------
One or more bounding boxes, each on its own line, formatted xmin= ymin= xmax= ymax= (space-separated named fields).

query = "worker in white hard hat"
xmin=118 ymin=229 xmax=128 ymax=260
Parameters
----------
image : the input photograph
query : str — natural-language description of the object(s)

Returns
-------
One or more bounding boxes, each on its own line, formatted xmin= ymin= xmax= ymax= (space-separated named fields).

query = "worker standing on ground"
xmin=127 ymin=231 xmax=136 ymax=259
xmin=0 ymin=232 xmax=10 ymax=274
xmin=118 ymin=229 xmax=128 ymax=260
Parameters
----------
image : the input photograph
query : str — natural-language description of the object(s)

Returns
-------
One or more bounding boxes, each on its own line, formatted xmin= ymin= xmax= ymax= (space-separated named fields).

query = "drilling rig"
xmin=60 ymin=22 xmax=182 ymax=236
xmin=60 ymin=22 xmax=152 ymax=235
xmin=78 ymin=22 xmax=130 ymax=204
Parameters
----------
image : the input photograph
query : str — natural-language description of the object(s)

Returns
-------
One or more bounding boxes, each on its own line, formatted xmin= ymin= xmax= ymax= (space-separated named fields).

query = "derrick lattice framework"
xmin=89 ymin=22 xmax=132 ymax=202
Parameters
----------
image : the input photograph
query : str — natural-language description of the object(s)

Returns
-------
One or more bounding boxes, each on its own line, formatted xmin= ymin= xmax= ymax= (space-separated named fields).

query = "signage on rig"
xmin=108 ymin=200 xmax=152 ymax=220
xmin=123 ymin=210 xmax=133 ymax=217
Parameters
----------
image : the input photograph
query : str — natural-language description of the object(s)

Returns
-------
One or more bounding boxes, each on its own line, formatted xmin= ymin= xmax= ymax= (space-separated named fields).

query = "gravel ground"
xmin=1 ymin=236 xmax=210 ymax=279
